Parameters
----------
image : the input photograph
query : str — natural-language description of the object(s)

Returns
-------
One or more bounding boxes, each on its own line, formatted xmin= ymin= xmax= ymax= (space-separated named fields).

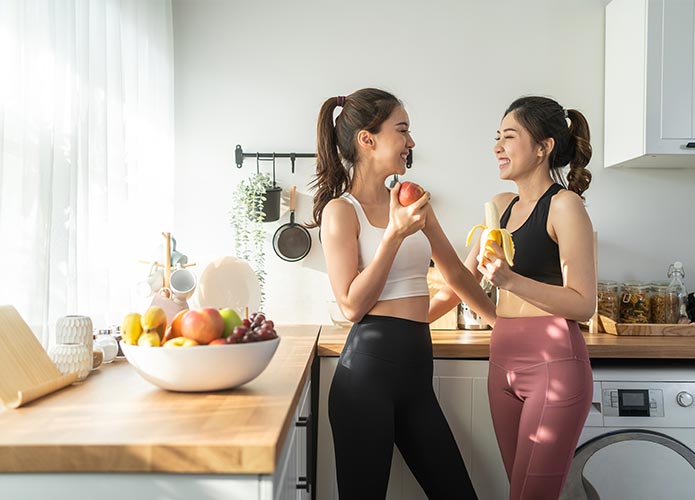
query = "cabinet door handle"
xmin=686 ymin=142 xmax=695 ymax=148
xmin=295 ymin=414 xmax=312 ymax=492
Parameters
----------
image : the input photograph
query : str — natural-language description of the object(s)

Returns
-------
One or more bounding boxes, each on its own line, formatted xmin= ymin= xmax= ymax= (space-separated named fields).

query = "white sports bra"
xmin=341 ymin=193 xmax=431 ymax=301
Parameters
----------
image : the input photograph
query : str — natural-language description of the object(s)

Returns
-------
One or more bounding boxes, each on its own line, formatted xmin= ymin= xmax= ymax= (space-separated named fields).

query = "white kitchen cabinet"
xmin=271 ymin=378 xmax=311 ymax=500
xmin=316 ymin=358 xmax=508 ymax=500
xmin=605 ymin=0 xmax=695 ymax=168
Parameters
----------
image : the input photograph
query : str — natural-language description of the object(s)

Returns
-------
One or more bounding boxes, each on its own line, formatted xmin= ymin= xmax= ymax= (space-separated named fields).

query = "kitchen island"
xmin=0 ymin=325 xmax=320 ymax=500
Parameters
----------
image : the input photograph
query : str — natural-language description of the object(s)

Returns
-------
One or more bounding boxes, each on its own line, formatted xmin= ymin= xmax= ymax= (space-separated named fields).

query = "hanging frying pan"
xmin=273 ymin=185 xmax=312 ymax=262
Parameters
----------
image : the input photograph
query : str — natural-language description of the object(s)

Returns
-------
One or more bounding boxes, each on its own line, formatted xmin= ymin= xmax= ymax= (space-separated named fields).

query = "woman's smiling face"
xmin=494 ymin=111 xmax=544 ymax=181
xmin=371 ymin=105 xmax=415 ymax=176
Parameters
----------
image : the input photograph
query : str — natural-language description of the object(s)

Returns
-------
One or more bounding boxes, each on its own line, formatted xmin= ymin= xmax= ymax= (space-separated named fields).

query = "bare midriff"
xmin=496 ymin=289 xmax=553 ymax=318
xmin=367 ymin=295 xmax=430 ymax=323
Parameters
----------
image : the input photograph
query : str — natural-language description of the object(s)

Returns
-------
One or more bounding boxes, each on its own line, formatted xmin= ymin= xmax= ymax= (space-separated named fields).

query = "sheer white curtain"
xmin=0 ymin=0 xmax=175 ymax=345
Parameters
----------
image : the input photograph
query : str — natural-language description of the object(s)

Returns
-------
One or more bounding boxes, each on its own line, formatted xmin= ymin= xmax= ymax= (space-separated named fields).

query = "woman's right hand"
xmin=386 ymin=182 xmax=429 ymax=240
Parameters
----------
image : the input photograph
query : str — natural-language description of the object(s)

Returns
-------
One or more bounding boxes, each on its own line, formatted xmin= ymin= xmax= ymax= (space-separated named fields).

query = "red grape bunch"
xmin=226 ymin=312 xmax=278 ymax=344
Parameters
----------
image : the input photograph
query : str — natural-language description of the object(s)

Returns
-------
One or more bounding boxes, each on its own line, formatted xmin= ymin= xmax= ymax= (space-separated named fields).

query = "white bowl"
xmin=120 ymin=337 xmax=280 ymax=392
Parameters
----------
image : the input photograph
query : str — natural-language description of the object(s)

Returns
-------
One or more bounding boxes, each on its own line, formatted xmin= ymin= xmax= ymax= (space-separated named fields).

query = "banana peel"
xmin=466 ymin=202 xmax=515 ymax=266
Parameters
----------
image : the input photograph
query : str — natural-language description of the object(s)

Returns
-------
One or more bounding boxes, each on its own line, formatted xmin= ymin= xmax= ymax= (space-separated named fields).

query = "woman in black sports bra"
xmin=433 ymin=96 xmax=596 ymax=500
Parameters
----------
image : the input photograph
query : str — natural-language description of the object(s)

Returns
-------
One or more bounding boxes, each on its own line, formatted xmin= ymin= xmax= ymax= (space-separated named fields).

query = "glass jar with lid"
xmin=649 ymin=282 xmax=679 ymax=324
xmin=620 ymin=281 xmax=651 ymax=324
xmin=597 ymin=280 xmax=620 ymax=323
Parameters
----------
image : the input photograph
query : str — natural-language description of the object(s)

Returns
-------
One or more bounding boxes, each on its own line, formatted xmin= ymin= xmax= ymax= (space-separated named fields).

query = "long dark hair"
xmin=505 ymin=96 xmax=592 ymax=197
xmin=309 ymin=88 xmax=401 ymax=228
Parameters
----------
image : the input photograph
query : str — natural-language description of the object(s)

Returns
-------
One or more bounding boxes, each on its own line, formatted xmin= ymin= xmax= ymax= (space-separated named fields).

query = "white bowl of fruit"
xmin=119 ymin=307 xmax=280 ymax=392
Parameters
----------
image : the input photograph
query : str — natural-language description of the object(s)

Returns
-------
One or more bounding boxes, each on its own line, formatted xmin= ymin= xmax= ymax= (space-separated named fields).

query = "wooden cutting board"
xmin=0 ymin=305 xmax=78 ymax=408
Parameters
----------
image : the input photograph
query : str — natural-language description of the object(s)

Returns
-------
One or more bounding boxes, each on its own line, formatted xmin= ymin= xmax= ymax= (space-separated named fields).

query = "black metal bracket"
xmin=235 ymin=144 xmax=413 ymax=173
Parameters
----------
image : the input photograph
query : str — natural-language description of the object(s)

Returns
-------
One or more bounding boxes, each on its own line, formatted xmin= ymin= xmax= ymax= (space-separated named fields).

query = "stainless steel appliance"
xmin=458 ymin=280 xmax=496 ymax=330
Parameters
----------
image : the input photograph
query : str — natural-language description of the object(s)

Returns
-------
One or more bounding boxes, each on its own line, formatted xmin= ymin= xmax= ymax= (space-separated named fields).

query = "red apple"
xmin=180 ymin=307 xmax=224 ymax=345
xmin=398 ymin=181 xmax=425 ymax=206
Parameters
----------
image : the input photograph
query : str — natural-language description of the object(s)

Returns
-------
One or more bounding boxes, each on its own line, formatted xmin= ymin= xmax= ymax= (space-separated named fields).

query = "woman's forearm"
xmin=339 ymin=230 xmax=403 ymax=322
xmin=504 ymin=274 xmax=596 ymax=322
xmin=429 ymin=286 xmax=461 ymax=323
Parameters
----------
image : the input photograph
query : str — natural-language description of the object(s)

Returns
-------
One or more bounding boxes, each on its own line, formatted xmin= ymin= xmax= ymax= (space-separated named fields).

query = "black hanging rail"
xmin=235 ymin=144 xmax=413 ymax=173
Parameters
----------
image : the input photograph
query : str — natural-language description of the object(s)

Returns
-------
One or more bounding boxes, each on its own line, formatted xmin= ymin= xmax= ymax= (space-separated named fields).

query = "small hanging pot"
xmin=273 ymin=185 xmax=312 ymax=262
xmin=258 ymin=153 xmax=282 ymax=222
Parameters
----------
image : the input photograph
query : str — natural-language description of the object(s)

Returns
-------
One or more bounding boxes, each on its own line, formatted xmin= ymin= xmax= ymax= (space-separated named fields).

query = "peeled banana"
xmin=466 ymin=202 xmax=515 ymax=266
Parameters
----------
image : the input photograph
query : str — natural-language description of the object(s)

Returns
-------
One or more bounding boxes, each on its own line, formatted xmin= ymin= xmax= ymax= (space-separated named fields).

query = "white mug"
xmin=170 ymin=267 xmax=197 ymax=304
xmin=136 ymin=269 xmax=164 ymax=297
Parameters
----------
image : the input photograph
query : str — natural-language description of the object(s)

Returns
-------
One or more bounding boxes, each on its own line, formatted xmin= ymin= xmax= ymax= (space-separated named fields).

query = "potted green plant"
xmin=230 ymin=172 xmax=273 ymax=308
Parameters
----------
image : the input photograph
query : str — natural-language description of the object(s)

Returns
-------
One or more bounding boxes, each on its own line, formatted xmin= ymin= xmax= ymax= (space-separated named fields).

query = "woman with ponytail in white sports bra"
xmin=310 ymin=88 xmax=496 ymax=500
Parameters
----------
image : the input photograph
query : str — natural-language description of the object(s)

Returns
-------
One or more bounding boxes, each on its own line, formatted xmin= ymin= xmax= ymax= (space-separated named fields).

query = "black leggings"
xmin=328 ymin=315 xmax=477 ymax=500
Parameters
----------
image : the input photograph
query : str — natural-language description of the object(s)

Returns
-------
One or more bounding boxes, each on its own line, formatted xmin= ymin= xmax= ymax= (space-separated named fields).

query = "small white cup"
xmin=170 ymin=268 xmax=197 ymax=304
xmin=136 ymin=270 xmax=164 ymax=297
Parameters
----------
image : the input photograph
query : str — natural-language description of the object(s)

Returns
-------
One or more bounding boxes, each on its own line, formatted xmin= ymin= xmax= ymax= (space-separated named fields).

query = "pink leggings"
xmin=488 ymin=316 xmax=593 ymax=500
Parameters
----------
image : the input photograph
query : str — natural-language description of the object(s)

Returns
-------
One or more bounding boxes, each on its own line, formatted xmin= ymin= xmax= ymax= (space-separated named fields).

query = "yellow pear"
xmin=141 ymin=306 xmax=167 ymax=341
xmin=121 ymin=312 xmax=143 ymax=345
xmin=137 ymin=331 xmax=161 ymax=347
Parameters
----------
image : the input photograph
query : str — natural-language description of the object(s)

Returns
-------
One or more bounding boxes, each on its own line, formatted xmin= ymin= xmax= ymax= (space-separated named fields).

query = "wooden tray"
xmin=599 ymin=315 xmax=695 ymax=336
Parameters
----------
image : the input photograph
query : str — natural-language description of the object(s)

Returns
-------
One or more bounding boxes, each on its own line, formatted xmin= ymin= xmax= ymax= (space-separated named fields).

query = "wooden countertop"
xmin=318 ymin=325 xmax=695 ymax=359
xmin=0 ymin=325 xmax=320 ymax=474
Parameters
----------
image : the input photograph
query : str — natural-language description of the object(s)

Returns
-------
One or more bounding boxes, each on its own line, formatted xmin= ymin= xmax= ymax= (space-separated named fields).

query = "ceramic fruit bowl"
xmin=120 ymin=337 xmax=280 ymax=392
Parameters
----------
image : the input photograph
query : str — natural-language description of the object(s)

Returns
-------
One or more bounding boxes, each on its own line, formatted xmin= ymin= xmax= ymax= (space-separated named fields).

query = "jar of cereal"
xmin=649 ymin=282 xmax=679 ymax=324
xmin=597 ymin=280 xmax=620 ymax=322
xmin=620 ymin=281 xmax=651 ymax=324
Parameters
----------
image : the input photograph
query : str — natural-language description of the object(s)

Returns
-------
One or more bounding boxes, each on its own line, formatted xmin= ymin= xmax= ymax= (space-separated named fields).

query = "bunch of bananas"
xmin=466 ymin=201 xmax=515 ymax=266
xmin=121 ymin=306 xmax=167 ymax=346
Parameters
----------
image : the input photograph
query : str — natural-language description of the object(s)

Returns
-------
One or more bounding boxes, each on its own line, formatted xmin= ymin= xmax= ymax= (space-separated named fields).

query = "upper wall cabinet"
xmin=605 ymin=0 xmax=695 ymax=168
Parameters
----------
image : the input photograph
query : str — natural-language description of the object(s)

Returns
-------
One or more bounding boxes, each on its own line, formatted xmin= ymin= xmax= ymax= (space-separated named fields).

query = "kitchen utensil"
xmin=273 ymin=185 xmax=311 ymax=262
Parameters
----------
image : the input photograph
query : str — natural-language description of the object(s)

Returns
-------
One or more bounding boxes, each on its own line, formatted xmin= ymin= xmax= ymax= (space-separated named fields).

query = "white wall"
xmin=173 ymin=0 xmax=695 ymax=325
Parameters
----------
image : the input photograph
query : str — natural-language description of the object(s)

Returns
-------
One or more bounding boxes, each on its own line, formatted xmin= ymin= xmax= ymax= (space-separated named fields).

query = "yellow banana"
xmin=466 ymin=201 xmax=515 ymax=266
xmin=121 ymin=312 xmax=143 ymax=345
xmin=141 ymin=306 xmax=167 ymax=341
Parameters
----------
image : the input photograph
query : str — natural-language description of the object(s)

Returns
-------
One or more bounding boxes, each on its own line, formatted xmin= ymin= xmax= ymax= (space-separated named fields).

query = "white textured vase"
xmin=50 ymin=344 xmax=93 ymax=381
xmin=56 ymin=315 xmax=93 ymax=347
xmin=51 ymin=315 xmax=93 ymax=381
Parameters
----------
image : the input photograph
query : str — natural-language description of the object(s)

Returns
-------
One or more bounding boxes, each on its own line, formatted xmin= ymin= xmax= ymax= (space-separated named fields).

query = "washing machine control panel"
xmin=599 ymin=381 xmax=695 ymax=424
xmin=602 ymin=388 xmax=664 ymax=417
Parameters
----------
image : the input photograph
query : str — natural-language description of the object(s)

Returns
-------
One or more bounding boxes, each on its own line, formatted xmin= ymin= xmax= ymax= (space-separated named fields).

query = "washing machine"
xmin=560 ymin=362 xmax=695 ymax=500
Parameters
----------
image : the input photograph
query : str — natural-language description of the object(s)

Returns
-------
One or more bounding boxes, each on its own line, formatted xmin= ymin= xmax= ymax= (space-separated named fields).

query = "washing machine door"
xmin=560 ymin=429 xmax=695 ymax=500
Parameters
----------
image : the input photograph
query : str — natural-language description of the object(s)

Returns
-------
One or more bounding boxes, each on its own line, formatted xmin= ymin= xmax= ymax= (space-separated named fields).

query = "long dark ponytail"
xmin=309 ymin=88 xmax=401 ymax=228
xmin=504 ymin=96 xmax=592 ymax=197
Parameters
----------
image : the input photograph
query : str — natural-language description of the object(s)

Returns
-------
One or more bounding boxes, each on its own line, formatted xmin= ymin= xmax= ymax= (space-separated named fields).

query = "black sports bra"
xmin=499 ymin=184 xmax=564 ymax=286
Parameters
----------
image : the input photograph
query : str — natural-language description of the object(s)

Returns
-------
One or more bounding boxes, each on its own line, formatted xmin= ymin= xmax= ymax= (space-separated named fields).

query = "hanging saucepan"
xmin=273 ymin=185 xmax=311 ymax=262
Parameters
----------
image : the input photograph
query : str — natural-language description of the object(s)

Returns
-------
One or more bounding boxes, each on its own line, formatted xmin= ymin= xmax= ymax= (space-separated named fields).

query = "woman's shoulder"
xmin=321 ymin=196 xmax=359 ymax=231
xmin=550 ymin=188 xmax=585 ymax=212
xmin=490 ymin=192 xmax=517 ymax=212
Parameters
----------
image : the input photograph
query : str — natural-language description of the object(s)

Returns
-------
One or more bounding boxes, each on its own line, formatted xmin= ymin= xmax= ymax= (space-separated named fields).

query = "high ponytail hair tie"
xmin=337 ymin=96 xmax=346 ymax=107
